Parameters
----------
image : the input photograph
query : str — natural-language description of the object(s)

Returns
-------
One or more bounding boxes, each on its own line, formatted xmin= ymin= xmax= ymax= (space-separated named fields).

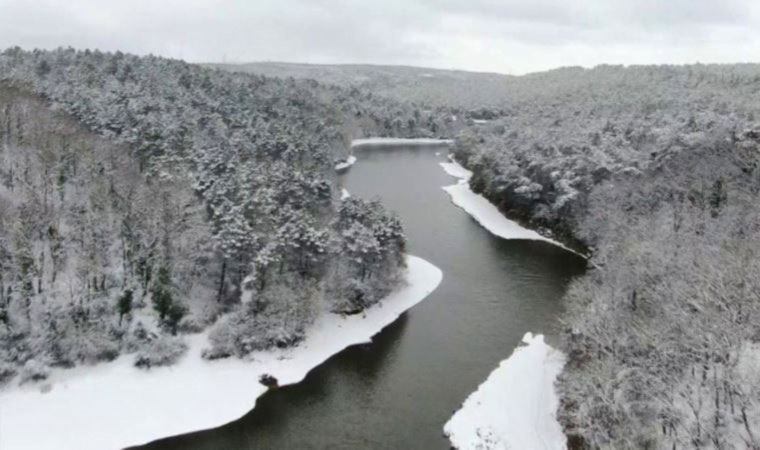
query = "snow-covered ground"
xmin=444 ymin=333 xmax=566 ymax=450
xmin=0 ymin=256 xmax=442 ymax=450
xmin=440 ymin=161 xmax=473 ymax=179
xmin=439 ymin=160 xmax=581 ymax=255
xmin=335 ymin=154 xmax=357 ymax=171
xmin=351 ymin=137 xmax=454 ymax=147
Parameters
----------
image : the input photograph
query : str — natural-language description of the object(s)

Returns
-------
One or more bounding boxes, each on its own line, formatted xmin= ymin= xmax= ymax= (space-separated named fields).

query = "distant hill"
xmin=212 ymin=62 xmax=760 ymax=115
xmin=209 ymin=62 xmax=516 ymax=109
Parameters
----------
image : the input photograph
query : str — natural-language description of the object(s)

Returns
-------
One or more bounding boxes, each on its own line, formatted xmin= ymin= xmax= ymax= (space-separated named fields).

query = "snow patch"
xmin=439 ymin=160 xmax=473 ymax=181
xmin=0 ymin=256 xmax=442 ymax=450
xmin=444 ymin=333 xmax=566 ymax=450
xmin=340 ymin=188 xmax=351 ymax=200
xmin=335 ymin=155 xmax=357 ymax=171
xmin=351 ymin=137 xmax=454 ymax=147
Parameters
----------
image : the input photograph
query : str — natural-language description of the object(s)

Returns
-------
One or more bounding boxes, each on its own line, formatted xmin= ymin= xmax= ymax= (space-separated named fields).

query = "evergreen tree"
xmin=116 ymin=289 xmax=133 ymax=326
xmin=151 ymin=265 xmax=174 ymax=323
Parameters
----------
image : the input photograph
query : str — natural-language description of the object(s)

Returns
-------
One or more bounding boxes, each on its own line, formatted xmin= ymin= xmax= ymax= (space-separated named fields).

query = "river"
xmin=135 ymin=143 xmax=586 ymax=449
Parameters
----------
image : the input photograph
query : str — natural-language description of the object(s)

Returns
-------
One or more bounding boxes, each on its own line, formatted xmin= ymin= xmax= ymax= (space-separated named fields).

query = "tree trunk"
xmin=742 ymin=406 xmax=757 ymax=449
xmin=217 ymin=258 xmax=227 ymax=303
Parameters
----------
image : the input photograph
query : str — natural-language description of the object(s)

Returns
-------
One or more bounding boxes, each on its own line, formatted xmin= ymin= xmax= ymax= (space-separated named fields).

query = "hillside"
xmin=0 ymin=47 xmax=433 ymax=383
xmin=449 ymin=63 xmax=760 ymax=448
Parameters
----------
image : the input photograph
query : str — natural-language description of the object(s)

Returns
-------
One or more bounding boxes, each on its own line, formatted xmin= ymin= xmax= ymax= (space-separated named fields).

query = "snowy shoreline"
xmin=334 ymin=154 xmax=357 ymax=171
xmin=444 ymin=333 xmax=566 ymax=450
xmin=351 ymin=137 xmax=454 ymax=147
xmin=439 ymin=159 xmax=582 ymax=256
xmin=0 ymin=255 xmax=442 ymax=450
xmin=440 ymin=158 xmax=573 ymax=449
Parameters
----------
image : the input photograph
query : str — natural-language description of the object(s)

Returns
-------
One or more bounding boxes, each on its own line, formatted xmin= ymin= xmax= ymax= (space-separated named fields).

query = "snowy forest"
xmin=4 ymin=46 xmax=760 ymax=449
xmin=449 ymin=65 xmax=760 ymax=448
xmin=0 ymin=47 xmax=456 ymax=383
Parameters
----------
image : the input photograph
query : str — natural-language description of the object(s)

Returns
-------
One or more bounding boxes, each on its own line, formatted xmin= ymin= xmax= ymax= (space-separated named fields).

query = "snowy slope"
xmin=0 ymin=256 xmax=442 ymax=450
xmin=444 ymin=333 xmax=566 ymax=450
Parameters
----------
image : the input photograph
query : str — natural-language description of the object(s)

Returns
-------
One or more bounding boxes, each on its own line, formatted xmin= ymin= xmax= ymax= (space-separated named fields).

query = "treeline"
xmin=214 ymin=61 xmax=516 ymax=111
xmin=452 ymin=64 xmax=760 ymax=448
xmin=0 ymin=47 xmax=419 ymax=383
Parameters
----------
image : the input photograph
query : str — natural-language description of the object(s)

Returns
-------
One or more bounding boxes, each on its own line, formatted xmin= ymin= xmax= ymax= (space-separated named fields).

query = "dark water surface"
xmin=136 ymin=144 xmax=586 ymax=450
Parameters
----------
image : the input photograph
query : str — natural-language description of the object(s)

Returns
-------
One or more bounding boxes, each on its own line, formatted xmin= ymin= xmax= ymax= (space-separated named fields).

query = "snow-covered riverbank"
xmin=440 ymin=159 xmax=575 ymax=449
xmin=444 ymin=333 xmax=566 ymax=450
xmin=440 ymin=160 xmax=580 ymax=255
xmin=352 ymin=137 xmax=454 ymax=147
xmin=335 ymin=155 xmax=357 ymax=171
xmin=0 ymin=256 xmax=442 ymax=450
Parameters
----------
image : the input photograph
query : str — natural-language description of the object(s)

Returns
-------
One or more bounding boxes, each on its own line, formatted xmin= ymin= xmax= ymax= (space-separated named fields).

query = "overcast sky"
xmin=1 ymin=0 xmax=759 ymax=75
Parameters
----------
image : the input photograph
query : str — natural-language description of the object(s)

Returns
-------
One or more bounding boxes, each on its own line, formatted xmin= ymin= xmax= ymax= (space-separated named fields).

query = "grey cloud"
xmin=0 ymin=0 xmax=758 ymax=74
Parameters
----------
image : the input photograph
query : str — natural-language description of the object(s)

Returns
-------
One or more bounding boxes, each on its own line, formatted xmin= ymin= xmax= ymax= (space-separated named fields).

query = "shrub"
xmin=204 ymin=278 xmax=318 ymax=359
xmin=0 ymin=360 xmax=17 ymax=385
xmin=19 ymin=359 xmax=50 ymax=384
xmin=134 ymin=334 xmax=188 ymax=369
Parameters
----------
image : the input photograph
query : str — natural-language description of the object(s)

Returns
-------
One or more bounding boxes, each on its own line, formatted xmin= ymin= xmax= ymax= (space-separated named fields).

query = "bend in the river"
xmin=136 ymin=142 xmax=586 ymax=449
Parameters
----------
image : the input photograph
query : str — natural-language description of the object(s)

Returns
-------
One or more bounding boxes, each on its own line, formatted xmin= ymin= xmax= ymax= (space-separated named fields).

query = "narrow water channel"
xmin=136 ymin=144 xmax=586 ymax=449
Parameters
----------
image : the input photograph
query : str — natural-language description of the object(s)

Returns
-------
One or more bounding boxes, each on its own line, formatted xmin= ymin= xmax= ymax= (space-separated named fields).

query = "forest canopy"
xmin=0 ymin=47 xmax=448 ymax=383
xmin=450 ymin=63 xmax=760 ymax=449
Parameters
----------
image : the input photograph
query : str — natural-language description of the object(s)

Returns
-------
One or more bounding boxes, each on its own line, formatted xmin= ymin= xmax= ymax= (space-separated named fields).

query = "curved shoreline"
xmin=438 ymin=159 xmax=573 ymax=449
xmin=0 ymin=256 xmax=442 ymax=450
xmin=439 ymin=160 xmax=585 ymax=258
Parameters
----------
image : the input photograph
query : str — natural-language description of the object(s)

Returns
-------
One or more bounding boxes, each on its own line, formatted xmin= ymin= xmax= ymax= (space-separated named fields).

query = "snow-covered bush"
xmin=0 ymin=360 xmax=17 ymax=385
xmin=19 ymin=359 xmax=50 ymax=384
xmin=33 ymin=299 xmax=121 ymax=367
xmin=0 ymin=328 xmax=31 ymax=368
xmin=327 ymin=266 xmax=405 ymax=315
xmin=204 ymin=277 xmax=319 ymax=359
xmin=134 ymin=334 xmax=188 ymax=369
xmin=122 ymin=320 xmax=153 ymax=353
xmin=178 ymin=315 xmax=204 ymax=333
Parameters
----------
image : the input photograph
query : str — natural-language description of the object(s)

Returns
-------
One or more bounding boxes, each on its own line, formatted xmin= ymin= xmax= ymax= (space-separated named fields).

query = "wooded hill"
xmin=0 ymin=48 xmax=454 ymax=383
xmin=450 ymin=63 xmax=760 ymax=449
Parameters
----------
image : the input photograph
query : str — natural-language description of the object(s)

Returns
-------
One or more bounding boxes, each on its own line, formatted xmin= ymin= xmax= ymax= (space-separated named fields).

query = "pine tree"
xmin=151 ymin=265 xmax=173 ymax=322
xmin=116 ymin=289 xmax=133 ymax=326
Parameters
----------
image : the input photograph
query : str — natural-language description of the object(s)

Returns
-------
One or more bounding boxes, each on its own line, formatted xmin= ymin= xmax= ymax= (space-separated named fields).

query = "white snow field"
xmin=334 ymin=154 xmax=357 ymax=171
xmin=439 ymin=160 xmax=580 ymax=254
xmin=351 ymin=137 xmax=454 ymax=147
xmin=444 ymin=333 xmax=566 ymax=450
xmin=0 ymin=256 xmax=442 ymax=450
